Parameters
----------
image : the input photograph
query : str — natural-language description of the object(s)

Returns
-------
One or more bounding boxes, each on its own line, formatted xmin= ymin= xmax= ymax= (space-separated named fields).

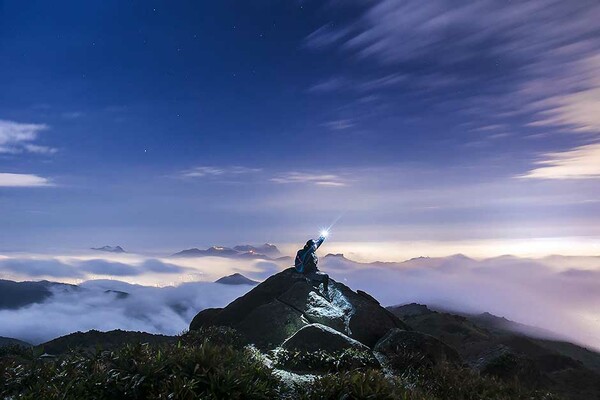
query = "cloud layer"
xmin=0 ymin=280 xmax=250 ymax=344
xmin=0 ymin=253 xmax=598 ymax=350
xmin=321 ymin=254 xmax=600 ymax=349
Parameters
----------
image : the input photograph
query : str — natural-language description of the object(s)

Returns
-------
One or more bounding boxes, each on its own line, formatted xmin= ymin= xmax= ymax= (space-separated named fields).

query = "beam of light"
xmin=326 ymin=211 xmax=347 ymax=232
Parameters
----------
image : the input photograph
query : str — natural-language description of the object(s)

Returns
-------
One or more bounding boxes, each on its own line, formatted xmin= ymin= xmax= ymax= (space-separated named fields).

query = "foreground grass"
xmin=0 ymin=328 xmax=560 ymax=400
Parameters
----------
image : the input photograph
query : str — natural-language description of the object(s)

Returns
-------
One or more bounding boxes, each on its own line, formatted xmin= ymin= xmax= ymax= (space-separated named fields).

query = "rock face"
xmin=189 ymin=268 xmax=410 ymax=350
xmin=374 ymin=329 xmax=462 ymax=367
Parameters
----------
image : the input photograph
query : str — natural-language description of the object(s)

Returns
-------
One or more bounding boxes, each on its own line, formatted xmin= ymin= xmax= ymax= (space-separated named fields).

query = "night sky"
xmin=1 ymin=1 xmax=599 ymax=256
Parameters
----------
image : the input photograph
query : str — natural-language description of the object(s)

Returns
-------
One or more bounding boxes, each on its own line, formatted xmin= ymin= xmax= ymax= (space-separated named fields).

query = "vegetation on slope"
xmin=0 ymin=327 xmax=561 ymax=400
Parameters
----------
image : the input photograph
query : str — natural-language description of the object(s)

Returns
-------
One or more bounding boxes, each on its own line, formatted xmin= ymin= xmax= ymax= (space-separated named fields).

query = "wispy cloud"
xmin=356 ymin=74 xmax=406 ymax=91
xmin=270 ymin=172 xmax=347 ymax=186
xmin=304 ymin=24 xmax=350 ymax=50
xmin=0 ymin=119 xmax=56 ymax=154
xmin=526 ymin=56 xmax=600 ymax=134
xmin=471 ymin=124 xmax=506 ymax=133
xmin=519 ymin=143 xmax=600 ymax=180
xmin=180 ymin=166 xmax=262 ymax=178
xmin=321 ymin=119 xmax=355 ymax=131
xmin=307 ymin=77 xmax=348 ymax=94
xmin=178 ymin=166 xmax=349 ymax=187
xmin=61 ymin=111 xmax=84 ymax=120
xmin=0 ymin=173 xmax=52 ymax=187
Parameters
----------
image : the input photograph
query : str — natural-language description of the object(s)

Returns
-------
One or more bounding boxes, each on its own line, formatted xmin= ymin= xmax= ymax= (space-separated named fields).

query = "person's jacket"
xmin=295 ymin=236 xmax=325 ymax=274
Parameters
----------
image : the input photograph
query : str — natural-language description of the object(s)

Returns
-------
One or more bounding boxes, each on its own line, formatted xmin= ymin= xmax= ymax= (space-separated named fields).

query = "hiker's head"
xmin=305 ymin=239 xmax=314 ymax=249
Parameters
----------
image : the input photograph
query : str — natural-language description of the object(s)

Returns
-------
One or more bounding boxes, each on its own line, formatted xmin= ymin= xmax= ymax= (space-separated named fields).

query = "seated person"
xmin=294 ymin=234 xmax=329 ymax=293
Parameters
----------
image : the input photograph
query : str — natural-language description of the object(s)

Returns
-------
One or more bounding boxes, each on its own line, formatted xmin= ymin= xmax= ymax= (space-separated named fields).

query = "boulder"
xmin=282 ymin=323 xmax=369 ymax=353
xmin=236 ymin=300 xmax=307 ymax=349
xmin=189 ymin=268 xmax=411 ymax=349
xmin=375 ymin=329 xmax=462 ymax=367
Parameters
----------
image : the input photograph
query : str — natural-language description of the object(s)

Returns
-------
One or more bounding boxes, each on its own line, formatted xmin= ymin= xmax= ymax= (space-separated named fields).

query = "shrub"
xmin=0 ymin=339 xmax=279 ymax=399
xmin=180 ymin=326 xmax=245 ymax=348
xmin=272 ymin=347 xmax=380 ymax=373
xmin=408 ymin=364 xmax=561 ymax=400
xmin=296 ymin=369 xmax=430 ymax=400
xmin=0 ymin=331 xmax=562 ymax=400
xmin=0 ymin=344 xmax=33 ymax=359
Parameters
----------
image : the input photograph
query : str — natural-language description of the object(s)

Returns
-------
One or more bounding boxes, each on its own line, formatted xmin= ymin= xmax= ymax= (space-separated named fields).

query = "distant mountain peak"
xmin=91 ymin=245 xmax=126 ymax=253
xmin=214 ymin=273 xmax=258 ymax=285
xmin=407 ymin=256 xmax=430 ymax=261
xmin=324 ymin=253 xmax=348 ymax=259
xmin=449 ymin=253 xmax=471 ymax=260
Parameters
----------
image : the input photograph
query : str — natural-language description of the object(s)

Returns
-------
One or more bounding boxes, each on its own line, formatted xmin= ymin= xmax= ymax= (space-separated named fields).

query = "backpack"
xmin=294 ymin=249 xmax=305 ymax=273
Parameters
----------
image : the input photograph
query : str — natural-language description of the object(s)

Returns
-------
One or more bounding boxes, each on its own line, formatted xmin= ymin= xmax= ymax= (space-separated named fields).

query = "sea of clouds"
xmin=0 ymin=252 xmax=598 ymax=349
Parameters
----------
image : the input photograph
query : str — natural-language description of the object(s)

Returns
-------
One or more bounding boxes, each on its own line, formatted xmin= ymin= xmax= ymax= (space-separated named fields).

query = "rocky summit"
xmin=190 ymin=268 xmax=444 ymax=354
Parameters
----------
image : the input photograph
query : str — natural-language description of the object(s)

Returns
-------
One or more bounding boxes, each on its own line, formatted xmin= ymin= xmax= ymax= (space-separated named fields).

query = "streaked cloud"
xmin=270 ymin=172 xmax=348 ymax=186
xmin=520 ymin=143 xmax=600 ymax=180
xmin=307 ymin=77 xmax=348 ymax=94
xmin=526 ymin=56 xmax=600 ymax=133
xmin=304 ymin=0 xmax=600 ymax=182
xmin=0 ymin=119 xmax=56 ymax=154
xmin=180 ymin=166 xmax=262 ymax=178
xmin=179 ymin=166 xmax=349 ymax=187
xmin=321 ymin=119 xmax=355 ymax=131
xmin=304 ymin=24 xmax=350 ymax=50
xmin=0 ymin=173 xmax=52 ymax=187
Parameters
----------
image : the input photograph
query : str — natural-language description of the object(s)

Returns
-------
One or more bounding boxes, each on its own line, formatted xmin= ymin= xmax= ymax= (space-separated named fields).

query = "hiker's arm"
xmin=314 ymin=235 xmax=326 ymax=249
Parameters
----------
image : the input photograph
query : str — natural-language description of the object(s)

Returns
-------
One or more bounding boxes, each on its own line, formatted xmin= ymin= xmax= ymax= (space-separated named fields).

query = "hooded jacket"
xmin=294 ymin=235 xmax=325 ymax=274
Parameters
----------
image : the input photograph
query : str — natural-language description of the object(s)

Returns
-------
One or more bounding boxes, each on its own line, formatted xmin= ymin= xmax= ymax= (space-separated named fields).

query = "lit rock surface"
xmin=282 ymin=323 xmax=369 ymax=353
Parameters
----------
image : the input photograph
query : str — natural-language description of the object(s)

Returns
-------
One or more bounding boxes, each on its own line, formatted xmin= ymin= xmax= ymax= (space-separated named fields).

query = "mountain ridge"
xmin=171 ymin=244 xmax=281 ymax=259
xmin=91 ymin=245 xmax=126 ymax=253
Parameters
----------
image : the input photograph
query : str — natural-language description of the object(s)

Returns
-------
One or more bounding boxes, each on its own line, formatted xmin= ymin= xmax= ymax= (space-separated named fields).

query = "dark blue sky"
xmin=1 ymin=1 xmax=599 ymax=255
